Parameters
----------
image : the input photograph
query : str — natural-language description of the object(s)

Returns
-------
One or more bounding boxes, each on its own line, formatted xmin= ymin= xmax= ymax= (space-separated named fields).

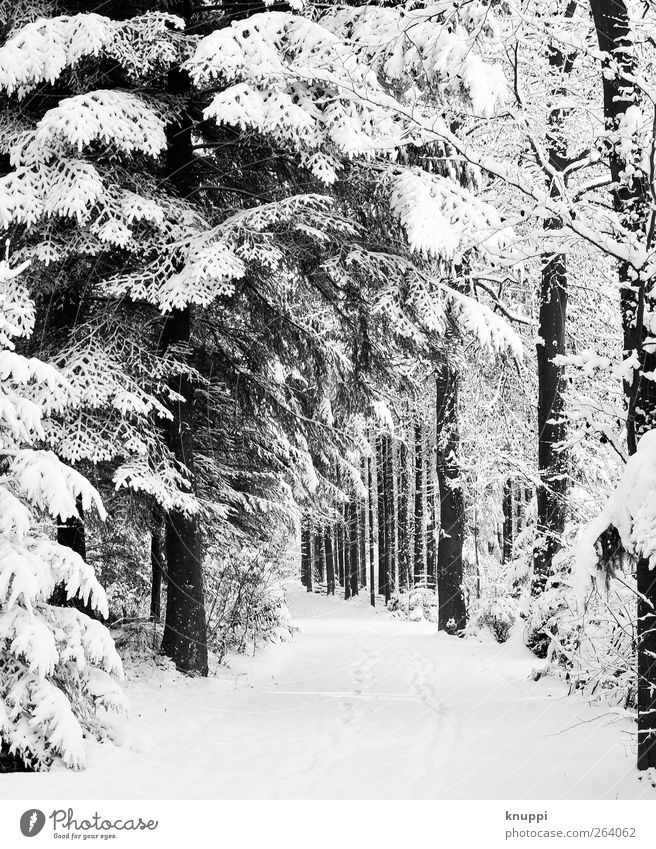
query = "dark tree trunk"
xmin=435 ymin=365 xmax=467 ymax=633
xmin=384 ymin=437 xmax=394 ymax=601
xmin=376 ymin=436 xmax=388 ymax=598
xmin=397 ymin=437 xmax=410 ymax=591
xmin=590 ymin=0 xmax=653 ymax=441
xmin=533 ymin=11 xmax=576 ymax=592
xmin=359 ymin=463 xmax=367 ymax=587
xmin=348 ymin=498 xmax=359 ymax=597
xmin=426 ymin=429 xmax=437 ymax=591
xmin=534 ymin=251 xmax=568 ymax=589
xmin=57 ymin=497 xmax=86 ymax=560
xmin=590 ymin=0 xmax=656 ymax=769
xmin=300 ymin=517 xmax=311 ymax=590
xmin=161 ymin=506 xmax=207 ymax=674
xmin=637 ymin=557 xmax=656 ymax=769
xmin=325 ymin=527 xmax=335 ymax=596
xmin=315 ymin=528 xmax=325 ymax=584
xmin=150 ymin=510 xmax=163 ymax=621
xmin=309 ymin=525 xmax=316 ymax=594
xmin=367 ymin=452 xmax=376 ymax=607
xmin=502 ymin=478 xmax=514 ymax=564
xmin=159 ymin=1 xmax=207 ymax=675
xmin=51 ymin=498 xmax=102 ymax=620
xmin=336 ymin=520 xmax=345 ymax=587
xmin=344 ymin=501 xmax=351 ymax=600
xmin=413 ymin=422 xmax=424 ymax=587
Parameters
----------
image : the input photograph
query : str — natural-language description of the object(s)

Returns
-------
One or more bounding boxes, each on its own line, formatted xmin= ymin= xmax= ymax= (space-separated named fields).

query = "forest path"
xmin=3 ymin=588 xmax=654 ymax=800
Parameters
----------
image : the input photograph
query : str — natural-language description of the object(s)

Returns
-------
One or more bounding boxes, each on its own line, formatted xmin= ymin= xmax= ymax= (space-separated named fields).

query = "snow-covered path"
xmin=3 ymin=590 xmax=654 ymax=800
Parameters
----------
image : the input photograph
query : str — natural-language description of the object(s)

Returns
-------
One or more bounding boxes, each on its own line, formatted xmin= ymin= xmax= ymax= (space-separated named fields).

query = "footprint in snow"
xmin=408 ymin=655 xmax=460 ymax=790
xmin=338 ymin=650 xmax=384 ymax=726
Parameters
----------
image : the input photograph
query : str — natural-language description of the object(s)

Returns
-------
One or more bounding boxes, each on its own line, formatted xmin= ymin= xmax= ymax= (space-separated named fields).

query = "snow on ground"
xmin=3 ymin=588 xmax=654 ymax=800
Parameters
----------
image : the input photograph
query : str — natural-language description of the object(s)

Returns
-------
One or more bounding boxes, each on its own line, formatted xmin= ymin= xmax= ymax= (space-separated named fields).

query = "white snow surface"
xmin=2 ymin=588 xmax=653 ymax=800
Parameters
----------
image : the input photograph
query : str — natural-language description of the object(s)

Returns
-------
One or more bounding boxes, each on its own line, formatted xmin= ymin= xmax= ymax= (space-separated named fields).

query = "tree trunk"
xmin=413 ymin=422 xmax=424 ymax=587
xmin=51 ymin=498 xmax=101 ymax=620
xmin=637 ymin=556 xmax=656 ymax=769
xmin=377 ymin=436 xmax=388 ymax=598
xmin=534 ymin=247 xmax=568 ymax=589
xmin=325 ymin=527 xmax=335 ymax=596
xmin=590 ymin=0 xmax=653 ymax=443
xmin=502 ymin=478 xmax=514 ymax=564
xmin=383 ymin=435 xmax=394 ymax=602
xmin=159 ymin=3 xmax=207 ymax=675
xmin=359 ymin=463 xmax=367 ymax=588
xmin=426 ymin=426 xmax=437 ymax=591
xmin=57 ymin=498 xmax=86 ymax=559
xmin=348 ymin=497 xmax=359 ymax=597
xmin=301 ymin=517 xmax=312 ymax=590
xmin=367 ymin=452 xmax=376 ymax=607
xmin=533 ymin=8 xmax=576 ymax=591
xmin=337 ymin=520 xmax=345 ymax=587
xmin=397 ymin=436 xmax=410 ymax=591
xmin=435 ymin=365 xmax=467 ymax=633
xmin=315 ymin=528 xmax=325 ymax=584
xmin=150 ymin=509 xmax=163 ymax=621
xmin=590 ymin=0 xmax=656 ymax=769
xmin=344 ymin=500 xmax=351 ymax=600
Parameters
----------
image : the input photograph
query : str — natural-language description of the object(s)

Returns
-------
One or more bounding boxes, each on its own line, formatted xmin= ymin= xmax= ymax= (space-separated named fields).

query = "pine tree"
xmin=0 ymin=257 xmax=124 ymax=770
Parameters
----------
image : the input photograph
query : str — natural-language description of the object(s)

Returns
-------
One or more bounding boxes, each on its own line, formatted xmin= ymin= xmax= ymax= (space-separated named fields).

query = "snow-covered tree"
xmin=0 ymin=255 xmax=124 ymax=771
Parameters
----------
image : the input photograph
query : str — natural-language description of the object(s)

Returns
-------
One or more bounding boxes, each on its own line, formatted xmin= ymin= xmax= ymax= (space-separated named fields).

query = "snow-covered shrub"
xmin=522 ymin=525 xmax=637 ymax=709
xmin=0 ymin=258 xmax=125 ymax=771
xmin=523 ymin=581 xmax=574 ymax=659
xmin=461 ymin=533 xmax=523 ymax=642
xmin=388 ymin=587 xmax=439 ymax=623
xmin=205 ymin=540 xmax=295 ymax=663
xmin=468 ymin=594 xmax=518 ymax=642
xmin=524 ymin=576 xmax=637 ymax=707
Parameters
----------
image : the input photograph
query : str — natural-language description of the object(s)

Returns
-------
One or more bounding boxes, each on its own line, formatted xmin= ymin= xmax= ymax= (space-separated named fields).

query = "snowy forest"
xmin=2 ymin=0 xmax=656 ymax=802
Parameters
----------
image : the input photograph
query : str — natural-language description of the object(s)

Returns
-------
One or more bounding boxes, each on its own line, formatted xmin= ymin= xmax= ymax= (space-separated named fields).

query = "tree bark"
xmin=367 ymin=452 xmax=376 ymax=607
xmin=359 ymin=462 xmax=367 ymax=588
xmin=502 ymin=478 xmax=514 ymax=564
xmin=534 ymin=245 xmax=568 ymax=589
xmin=348 ymin=497 xmax=359 ymax=597
xmin=376 ymin=436 xmax=388 ymax=598
xmin=301 ymin=517 xmax=312 ymax=590
xmin=336 ymin=519 xmax=345 ymax=587
xmin=315 ymin=528 xmax=325 ymax=584
xmin=533 ymin=8 xmax=576 ymax=591
xmin=325 ymin=527 xmax=335 ymax=596
xmin=51 ymin=498 xmax=102 ymax=620
xmin=344 ymin=500 xmax=351 ymax=600
xmin=413 ymin=421 xmax=424 ymax=587
xmin=590 ymin=0 xmax=653 ymax=440
xmin=57 ymin=497 xmax=86 ymax=561
xmin=426 ymin=426 xmax=437 ymax=591
xmin=383 ymin=435 xmax=394 ymax=602
xmin=159 ymin=1 xmax=207 ymax=675
xmin=435 ymin=365 xmax=467 ymax=633
xmin=637 ymin=557 xmax=656 ymax=769
xmin=590 ymin=0 xmax=656 ymax=769
xmin=150 ymin=509 xmax=163 ymax=621
xmin=397 ymin=436 xmax=410 ymax=591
